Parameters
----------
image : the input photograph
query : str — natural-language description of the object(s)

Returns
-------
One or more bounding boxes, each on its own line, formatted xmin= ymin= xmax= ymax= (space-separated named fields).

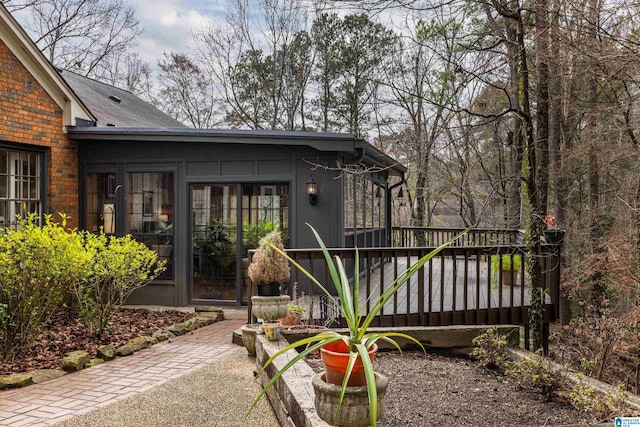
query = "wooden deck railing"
xmin=391 ymin=226 xmax=522 ymax=247
xmin=249 ymin=228 xmax=561 ymax=350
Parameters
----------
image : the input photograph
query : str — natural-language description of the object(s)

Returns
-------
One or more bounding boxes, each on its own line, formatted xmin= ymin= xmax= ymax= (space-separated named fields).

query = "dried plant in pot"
xmin=248 ymin=230 xmax=290 ymax=296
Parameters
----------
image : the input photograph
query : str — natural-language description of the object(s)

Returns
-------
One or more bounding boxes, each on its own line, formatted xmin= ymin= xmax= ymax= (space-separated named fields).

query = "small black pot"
xmin=257 ymin=282 xmax=281 ymax=296
xmin=544 ymin=229 xmax=565 ymax=245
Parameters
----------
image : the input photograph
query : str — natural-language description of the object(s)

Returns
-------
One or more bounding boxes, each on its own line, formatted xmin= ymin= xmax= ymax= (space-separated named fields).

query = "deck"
xmin=250 ymin=227 xmax=562 ymax=345
xmin=361 ymin=256 xmax=539 ymax=315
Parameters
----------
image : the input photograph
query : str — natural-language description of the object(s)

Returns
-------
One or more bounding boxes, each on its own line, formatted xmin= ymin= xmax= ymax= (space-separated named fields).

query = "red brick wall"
xmin=0 ymin=40 xmax=78 ymax=228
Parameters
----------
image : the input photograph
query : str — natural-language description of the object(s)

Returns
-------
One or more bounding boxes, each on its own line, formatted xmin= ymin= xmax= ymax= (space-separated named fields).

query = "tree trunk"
xmin=586 ymin=0 xmax=606 ymax=313
xmin=548 ymin=0 xmax=571 ymax=325
xmin=505 ymin=19 xmax=524 ymax=229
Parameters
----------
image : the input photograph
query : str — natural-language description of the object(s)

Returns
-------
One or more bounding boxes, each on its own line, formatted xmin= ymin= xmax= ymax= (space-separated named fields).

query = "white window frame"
xmin=0 ymin=148 xmax=42 ymax=227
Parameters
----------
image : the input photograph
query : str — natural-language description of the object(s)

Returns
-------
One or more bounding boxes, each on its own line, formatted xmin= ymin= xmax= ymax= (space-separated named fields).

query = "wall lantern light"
xmin=306 ymin=175 xmax=318 ymax=205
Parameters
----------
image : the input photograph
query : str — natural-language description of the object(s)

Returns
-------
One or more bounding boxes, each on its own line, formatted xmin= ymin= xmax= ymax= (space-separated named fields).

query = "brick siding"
xmin=0 ymin=40 xmax=78 ymax=228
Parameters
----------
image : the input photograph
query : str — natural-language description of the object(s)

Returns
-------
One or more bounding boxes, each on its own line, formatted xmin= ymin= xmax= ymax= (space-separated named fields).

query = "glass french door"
xmin=192 ymin=185 xmax=238 ymax=301
xmin=191 ymin=183 xmax=288 ymax=303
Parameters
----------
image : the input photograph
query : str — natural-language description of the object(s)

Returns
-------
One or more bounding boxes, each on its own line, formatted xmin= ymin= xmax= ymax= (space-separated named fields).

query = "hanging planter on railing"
xmin=543 ymin=215 xmax=565 ymax=245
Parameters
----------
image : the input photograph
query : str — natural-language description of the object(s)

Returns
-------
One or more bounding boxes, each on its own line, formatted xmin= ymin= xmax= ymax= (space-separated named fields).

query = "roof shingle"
xmin=59 ymin=70 xmax=186 ymax=128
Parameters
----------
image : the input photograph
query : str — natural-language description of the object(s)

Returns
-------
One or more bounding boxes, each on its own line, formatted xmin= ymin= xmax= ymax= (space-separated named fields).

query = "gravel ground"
xmin=55 ymin=347 xmax=279 ymax=427
xmin=307 ymin=350 xmax=595 ymax=426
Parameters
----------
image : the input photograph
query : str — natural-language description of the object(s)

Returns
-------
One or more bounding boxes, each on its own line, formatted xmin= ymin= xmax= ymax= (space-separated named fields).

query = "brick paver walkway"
xmin=0 ymin=319 xmax=245 ymax=426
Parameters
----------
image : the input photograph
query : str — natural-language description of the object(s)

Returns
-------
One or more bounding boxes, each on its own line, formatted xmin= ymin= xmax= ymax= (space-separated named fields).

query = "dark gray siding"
xmin=79 ymin=139 xmax=346 ymax=306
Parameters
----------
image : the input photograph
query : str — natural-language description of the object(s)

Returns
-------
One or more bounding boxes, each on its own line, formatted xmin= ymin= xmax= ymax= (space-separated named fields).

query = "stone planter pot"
xmin=312 ymin=372 xmax=388 ymax=427
xmin=251 ymin=295 xmax=290 ymax=322
xmin=240 ymin=323 xmax=261 ymax=356
xmin=283 ymin=324 xmax=329 ymax=332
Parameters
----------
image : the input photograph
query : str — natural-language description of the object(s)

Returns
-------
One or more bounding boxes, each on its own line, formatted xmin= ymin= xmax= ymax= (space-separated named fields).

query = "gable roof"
xmin=0 ymin=3 xmax=95 ymax=127
xmin=59 ymin=70 xmax=186 ymax=128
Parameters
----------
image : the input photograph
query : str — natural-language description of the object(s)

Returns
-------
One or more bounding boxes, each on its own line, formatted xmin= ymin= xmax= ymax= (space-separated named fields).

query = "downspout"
xmin=387 ymin=174 xmax=406 ymax=247
xmin=350 ymin=146 xmax=365 ymax=164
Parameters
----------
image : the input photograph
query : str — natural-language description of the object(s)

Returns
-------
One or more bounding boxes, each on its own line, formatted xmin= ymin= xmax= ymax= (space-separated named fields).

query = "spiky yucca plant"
xmin=246 ymin=224 xmax=469 ymax=426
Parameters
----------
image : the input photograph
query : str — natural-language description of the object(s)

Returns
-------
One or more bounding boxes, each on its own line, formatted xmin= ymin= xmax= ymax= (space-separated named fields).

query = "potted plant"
xmin=262 ymin=320 xmax=283 ymax=341
xmin=280 ymin=303 xmax=306 ymax=325
xmin=490 ymin=254 xmax=522 ymax=286
xmin=248 ymin=229 xmax=290 ymax=296
xmin=195 ymin=218 xmax=235 ymax=277
xmin=279 ymin=282 xmax=306 ymax=326
xmin=543 ymin=214 xmax=565 ymax=245
xmin=246 ymin=224 xmax=469 ymax=427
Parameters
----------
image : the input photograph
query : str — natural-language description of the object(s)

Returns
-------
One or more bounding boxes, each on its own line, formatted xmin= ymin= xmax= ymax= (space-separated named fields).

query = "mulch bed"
xmin=0 ymin=308 xmax=194 ymax=376
xmin=306 ymin=350 xmax=597 ymax=426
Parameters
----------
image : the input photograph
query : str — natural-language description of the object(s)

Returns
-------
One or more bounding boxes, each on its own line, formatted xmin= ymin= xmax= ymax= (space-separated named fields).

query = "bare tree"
xmin=99 ymin=52 xmax=155 ymax=103
xmin=195 ymin=0 xmax=311 ymax=130
xmin=157 ymin=52 xmax=222 ymax=129
xmin=14 ymin=0 xmax=141 ymax=80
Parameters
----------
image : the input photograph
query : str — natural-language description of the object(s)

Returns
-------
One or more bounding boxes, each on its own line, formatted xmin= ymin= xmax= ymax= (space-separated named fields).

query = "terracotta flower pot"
xmin=279 ymin=310 xmax=302 ymax=325
xmin=320 ymin=341 xmax=378 ymax=387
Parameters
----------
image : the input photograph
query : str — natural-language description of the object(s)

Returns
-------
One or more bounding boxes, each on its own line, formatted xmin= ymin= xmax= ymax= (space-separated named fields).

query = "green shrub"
xmin=471 ymin=327 xmax=508 ymax=369
xmin=505 ymin=351 xmax=561 ymax=397
xmin=570 ymin=374 xmax=628 ymax=418
xmin=0 ymin=214 xmax=89 ymax=359
xmin=74 ymin=231 xmax=166 ymax=335
xmin=490 ymin=254 xmax=522 ymax=272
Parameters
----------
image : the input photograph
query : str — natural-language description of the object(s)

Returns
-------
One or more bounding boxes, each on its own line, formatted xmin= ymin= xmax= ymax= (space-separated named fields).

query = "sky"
xmin=9 ymin=0 xmax=399 ymax=74
xmin=126 ymin=0 xmax=395 ymax=69
xmin=129 ymin=0 xmax=227 ymax=66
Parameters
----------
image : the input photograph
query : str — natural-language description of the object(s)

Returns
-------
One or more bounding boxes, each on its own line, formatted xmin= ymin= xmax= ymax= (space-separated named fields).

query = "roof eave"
xmin=68 ymin=127 xmax=408 ymax=174
xmin=67 ymin=127 xmax=358 ymax=151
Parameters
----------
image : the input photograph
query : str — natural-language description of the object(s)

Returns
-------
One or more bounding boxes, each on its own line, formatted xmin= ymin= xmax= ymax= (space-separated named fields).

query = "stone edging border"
xmin=255 ymin=333 xmax=330 ymax=427
xmin=508 ymin=348 xmax=640 ymax=413
xmin=0 ymin=307 xmax=224 ymax=390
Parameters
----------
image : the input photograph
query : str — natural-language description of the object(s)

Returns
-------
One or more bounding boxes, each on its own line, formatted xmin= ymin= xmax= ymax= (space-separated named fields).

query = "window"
xmin=343 ymin=173 xmax=387 ymax=247
xmin=344 ymin=174 xmax=354 ymax=234
xmin=0 ymin=148 xmax=42 ymax=228
xmin=86 ymin=173 xmax=116 ymax=233
xmin=128 ymin=172 xmax=174 ymax=279
xmin=242 ymin=184 xmax=289 ymax=250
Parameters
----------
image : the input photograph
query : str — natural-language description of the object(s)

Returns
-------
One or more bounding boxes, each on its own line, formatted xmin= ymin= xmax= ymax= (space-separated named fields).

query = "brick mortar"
xmin=0 ymin=40 xmax=78 ymax=228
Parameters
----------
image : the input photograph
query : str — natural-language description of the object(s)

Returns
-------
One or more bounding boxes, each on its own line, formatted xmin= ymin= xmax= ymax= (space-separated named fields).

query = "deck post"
xmin=523 ymin=307 xmax=530 ymax=351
